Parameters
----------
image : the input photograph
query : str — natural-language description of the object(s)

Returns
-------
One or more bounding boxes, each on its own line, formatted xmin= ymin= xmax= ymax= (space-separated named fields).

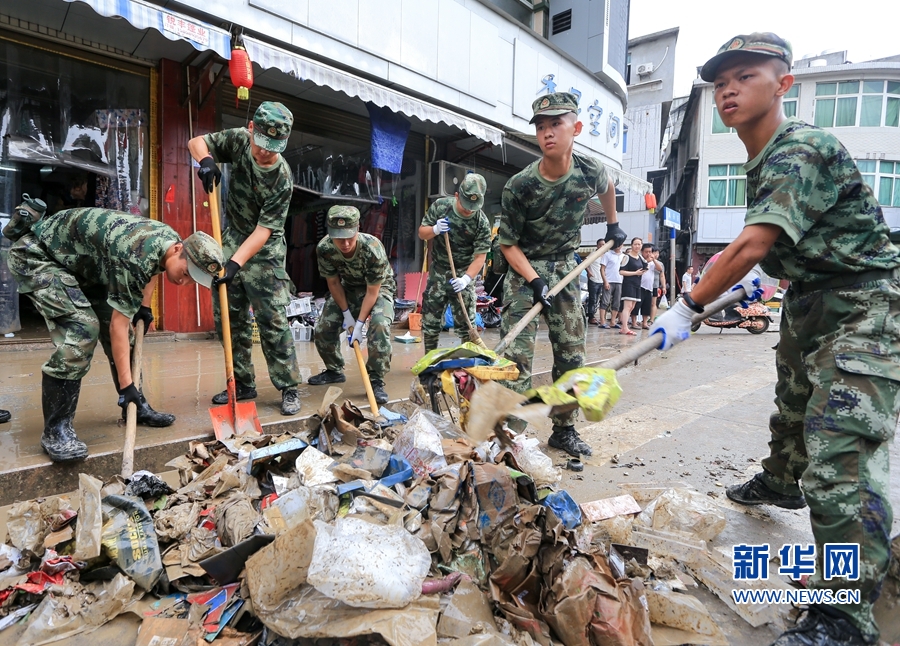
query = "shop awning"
xmin=63 ymin=0 xmax=232 ymax=60
xmin=605 ymin=166 xmax=652 ymax=195
xmin=243 ymin=36 xmax=504 ymax=147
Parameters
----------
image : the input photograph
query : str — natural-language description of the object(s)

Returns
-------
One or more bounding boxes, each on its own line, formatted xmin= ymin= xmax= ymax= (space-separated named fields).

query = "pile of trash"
xmin=0 ymin=389 xmax=749 ymax=645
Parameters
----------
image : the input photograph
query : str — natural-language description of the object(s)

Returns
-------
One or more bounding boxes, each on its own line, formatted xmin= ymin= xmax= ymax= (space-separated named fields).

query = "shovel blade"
xmin=209 ymin=400 xmax=262 ymax=441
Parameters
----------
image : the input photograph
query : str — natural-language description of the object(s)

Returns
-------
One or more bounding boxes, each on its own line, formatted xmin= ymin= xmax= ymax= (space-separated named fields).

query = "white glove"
xmin=341 ymin=309 xmax=355 ymax=331
xmin=449 ymin=274 xmax=472 ymax=293
xmin=732 ymin=271 xmax=763 ymax=306
xmin=432 ymin=218 xmax=450 ymax=236
xmin=649 ymin=299 xmax=695 ymax=350
xmin=349 ymin=319 xmax=366 ymax=347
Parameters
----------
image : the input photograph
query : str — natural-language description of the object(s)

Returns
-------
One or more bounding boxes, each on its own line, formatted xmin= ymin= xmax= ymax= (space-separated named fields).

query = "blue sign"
xmin=662 ymin=207 xmax=681 ymax=231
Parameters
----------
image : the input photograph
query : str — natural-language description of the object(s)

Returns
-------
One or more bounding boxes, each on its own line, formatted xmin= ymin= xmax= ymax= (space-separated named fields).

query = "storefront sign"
xmin=162 ymin=13 xmax=210 ymax=47
xmin=539 ymin=73 xmax=615 ymax=143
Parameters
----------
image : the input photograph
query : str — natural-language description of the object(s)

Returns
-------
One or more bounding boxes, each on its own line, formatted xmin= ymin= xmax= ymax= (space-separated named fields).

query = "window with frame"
xmin=708 ymin=164 xmax=746 ymax=207
xmin=783 ymin=85 xmax=800 ymax=117
xmin=859 ymin=159 xmax=900 ymax=207
xmin=814 ymin=80 xmax=900 ymax=128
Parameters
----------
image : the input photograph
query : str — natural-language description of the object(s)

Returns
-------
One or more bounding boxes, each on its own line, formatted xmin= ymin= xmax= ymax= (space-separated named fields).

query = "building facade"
xmin=0 ymin=0 xmax=650 ymax=335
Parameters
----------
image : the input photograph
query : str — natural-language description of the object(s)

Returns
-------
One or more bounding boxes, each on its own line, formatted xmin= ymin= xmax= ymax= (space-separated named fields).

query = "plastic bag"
xmin=100 ymin=495 xmax=163 ymax=590
xmin=542 ymin=490 xmax=583 ymax=530
xmin=659 ymin=294 xmax=669 ymax=309
xmin=633 ymin=488 xmax=726 ymax=542
xmin=74 ymin=474 xmax=102 ymax=560
xmin=6 ymin=500 xmax=45 ymax=555
xmin=392 ymin=409 xmax=448 ymax=477
xmin=307 ymin=517 xmax=431 ymax=608
xmin=511 ymin=435 xmax=561 ymax=486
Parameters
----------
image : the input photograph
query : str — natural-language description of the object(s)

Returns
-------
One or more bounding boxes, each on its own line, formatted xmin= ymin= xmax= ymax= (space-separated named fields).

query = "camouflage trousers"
xmin=213 ymin=260 xmax=300 ymax=391
xmin=499 ymin=259 xmax=585 ymax=427
xmin=421 ymin=269 xmax=476 ymax=352
xmin=759 ymin=274 xmax=900 ymax=640
xmin=8 ymin=233 xmax=132 ymax=382
xmin=315 ymin=286 xmax=395 ymax=381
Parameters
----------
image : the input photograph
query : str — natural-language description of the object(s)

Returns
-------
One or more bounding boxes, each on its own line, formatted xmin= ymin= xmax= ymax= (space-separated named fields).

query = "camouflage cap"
xmin=252 ymin=101 xmax=293 ymax=153
xmin=457 ymin=173 xmax=486 ymax=212
xmin=327 ymin=205 xmax=360 ymax=239
xmin=700 ymin=32 xmax=792 ymax=82
xmin=183 ymin=231 xmax=225 ymax=289
xmin=529 ymin=91 xmax=579 ymax=124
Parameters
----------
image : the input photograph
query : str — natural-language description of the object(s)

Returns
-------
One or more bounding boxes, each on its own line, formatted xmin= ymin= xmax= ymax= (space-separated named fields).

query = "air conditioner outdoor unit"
xmin=429 ymin=161 xmax=470 ymax=198
xmin=636 ymin=63 xmax=654 ymax=76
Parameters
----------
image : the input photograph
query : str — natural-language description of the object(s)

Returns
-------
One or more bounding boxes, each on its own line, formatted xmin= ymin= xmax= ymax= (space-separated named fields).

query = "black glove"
xmin=529 ymin=277 xmax=553 ymax=309
xmin=211 ymin=260 xmax=241 ymax=288
xmin=132 ymin=305 xmax=153 ymax=329
xmin=604 ymin=222 xmax=627 ymax=248
xmin=118 ymin=382 xmax=141 ymax=409
xmin=197 ymin=156 xmax=221 ymax=194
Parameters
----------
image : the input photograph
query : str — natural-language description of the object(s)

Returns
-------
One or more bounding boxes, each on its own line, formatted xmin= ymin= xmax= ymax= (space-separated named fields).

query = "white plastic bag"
xmin=511 ymin=435 xmax=561 ymax=486
xmin=392 ymin=409 xmax=448 ymax=477
xmin=307 ymin=517 xmax=431 ymax=608
xmin=659 ymin=294 xmax=669 ymax=310
xmin=634 ymin=488 xmax=726 ymax=541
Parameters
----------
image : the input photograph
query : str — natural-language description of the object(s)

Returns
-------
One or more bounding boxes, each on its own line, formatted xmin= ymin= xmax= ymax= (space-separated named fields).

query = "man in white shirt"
xmin=681 ymin=265 xmax=695 ymax=295
xmin=586 ymin=238 xmax=605 ymax=323
xmin=596 ymin=243 xmax=624 ymax=328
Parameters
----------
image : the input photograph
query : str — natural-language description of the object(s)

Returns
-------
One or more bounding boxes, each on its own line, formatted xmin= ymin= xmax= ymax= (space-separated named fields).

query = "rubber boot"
xmin=110 ymin=361 xmax=175 ymax=427
xmin=0 ymin=409 xmax=10 ymax=424
xmin=41 ymin=374 xmax=88 ymax=462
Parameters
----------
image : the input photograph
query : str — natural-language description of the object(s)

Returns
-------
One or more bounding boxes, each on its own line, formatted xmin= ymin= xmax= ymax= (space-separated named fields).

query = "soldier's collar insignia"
xmin=727 ymin=37 xmax=745 ymax=50
xmin=540 ymin=97 xmax=550 ymax=109
xmin=268 ymin=127 xmax=277 ymax=136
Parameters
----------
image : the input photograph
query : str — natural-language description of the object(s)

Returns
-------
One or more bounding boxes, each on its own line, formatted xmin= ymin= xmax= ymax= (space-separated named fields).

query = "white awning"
xmin=606 ymin=166 xmax=652 ymax=195
xmin=243 ymin=36 xmax=504 ymax=147
xmin=64 ymin=0 xmax=232 ymax=60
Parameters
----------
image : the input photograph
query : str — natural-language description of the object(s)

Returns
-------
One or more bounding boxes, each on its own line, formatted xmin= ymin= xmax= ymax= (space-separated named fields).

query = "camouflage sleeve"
xmin=575 ymin=153 xmax=609 ymax=195
xmin=316 ymin=239 xmax=338 ymax=278
xmin=498 ymin=182 xmax=523 ymax=247
xmin=743 ymin=143 xmax=837 ymax=245
xmin=203 ymin=128 xmax=245 ymax=164
xmin=256 ymin=165 xmax=292 ymax=232
xmin=473 ymin=212 xmax=492 ymax=255
xmin=365 ymin=242 xmax=390 ymax=286
xmin=421 ymin=201 xmax=440 ymax=228
xmin=106 ymin=261 xmax=148 ymax=319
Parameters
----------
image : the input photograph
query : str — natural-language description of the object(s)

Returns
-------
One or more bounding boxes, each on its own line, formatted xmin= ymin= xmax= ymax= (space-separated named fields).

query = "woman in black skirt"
xmin=618 ymin=237 xmax=647 ymax=335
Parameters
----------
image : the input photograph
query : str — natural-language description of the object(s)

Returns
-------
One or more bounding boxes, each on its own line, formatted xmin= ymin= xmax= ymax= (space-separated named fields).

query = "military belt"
xmin=529 ymin=251 xmax=574 ymax=262
xmin=791 ymin=268 xmax=900 ymax=294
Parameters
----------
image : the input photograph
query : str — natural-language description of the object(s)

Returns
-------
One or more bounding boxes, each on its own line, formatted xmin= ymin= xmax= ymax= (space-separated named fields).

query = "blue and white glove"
xmin=449 ymin=274 xmax=471 ymax=293
xmin=341 ymin=309 xmax=355 ymax=332
xmin=432 ymin=218 xmax=450 ymax=236
xmin=349 ymin=319 xmax=366 ymax=347
xmin=649 ymin=300 xmax=695 ymax=350
xmin=732 ymin=272 xmax=763 ymax=307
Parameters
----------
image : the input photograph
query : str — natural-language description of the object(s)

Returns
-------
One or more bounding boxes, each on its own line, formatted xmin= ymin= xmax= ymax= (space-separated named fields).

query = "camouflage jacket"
xmin=204 ymin=128 xmax=292 ymax=266
xmin=317 ymin=233 xmax=395 ymax=295
xmin=17 ymin=207 xmax=179 ymax=318
xmin=422 ymin=197 xmax=492 ymax=274
xmin=743 ymin=118 xmax=900 ymax=282
xmin=499 ymin=153 xmax=609 ymax=260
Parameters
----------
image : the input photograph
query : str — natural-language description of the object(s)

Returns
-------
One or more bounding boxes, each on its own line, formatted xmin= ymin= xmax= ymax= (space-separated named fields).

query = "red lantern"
xmin=644 ymin=193 xmax=657 ymax=213
xmin=229 ymin=45 xmax=254 ymax=101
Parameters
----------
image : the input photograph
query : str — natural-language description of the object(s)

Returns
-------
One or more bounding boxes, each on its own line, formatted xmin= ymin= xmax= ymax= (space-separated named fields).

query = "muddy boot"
xmin=41 ymin=374 xmax=88 ymax=462
xmin=0 ymin=409 xmax=9 ymax=424
xmin=120 ymin=390 xmax=176 ymax=427
xmin=370 ymin=380 xmax=389 ymax=406
xmin=548 ymin=424 xmax=592 ymax=457
xmin=211 ymin=381 xmax=257 ymax=405
xmin=726 ymin=472 xmax=807 ymax=510
xmin=308 ymin=370 xmax=346 ymax=386
xmin=770 ymin=606 xmax=870 ymax=645
xmin=281 ymin=387 xmax=302 ymax=416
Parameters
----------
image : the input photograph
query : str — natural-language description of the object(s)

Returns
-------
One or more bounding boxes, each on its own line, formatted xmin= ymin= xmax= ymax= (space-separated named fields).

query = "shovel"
xmin=120 ymin=319 xmax=144 ymax=479
xmin=443 ymin=232 xmax=488 ymax=349
xmin=208 ymin=186 xmax=263 ymax=440
xmin=350 ymin=325 xmax=381 ymax=415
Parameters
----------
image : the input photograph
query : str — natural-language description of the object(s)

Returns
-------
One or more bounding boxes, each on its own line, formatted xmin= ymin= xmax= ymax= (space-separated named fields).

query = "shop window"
xmin=708 ymin=164 xmax=746 ymax=207
xmin=814 ymin=80 xmax=900 ymax=128
xmin=783 ymin=85 xmax=799 ymax=118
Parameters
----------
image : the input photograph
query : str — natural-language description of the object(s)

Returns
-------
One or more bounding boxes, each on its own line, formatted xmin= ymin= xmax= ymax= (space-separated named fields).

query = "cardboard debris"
xmin=73 ymin=474 xmax=102 ymax=560
xmin=581 ymin=494 xmax=642 ymax=522
xmin=437 ymin=577 xmax=499 ymax=639
xmin=646 ymin=588 xmax=728 ymax=645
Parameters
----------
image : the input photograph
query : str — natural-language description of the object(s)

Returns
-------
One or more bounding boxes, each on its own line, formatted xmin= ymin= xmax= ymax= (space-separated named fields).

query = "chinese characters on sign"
xmin=733 ymin=543 xmax=860 ymax=581
xmin=162 ymin=14 xmax=210 ymax=47
xmin=538 ymin=75 xmax=612 ymax=140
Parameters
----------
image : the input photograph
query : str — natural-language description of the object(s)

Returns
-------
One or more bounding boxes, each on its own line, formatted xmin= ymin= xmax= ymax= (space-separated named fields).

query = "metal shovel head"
xmin=209 ymin=400 xmax=263 ymax=441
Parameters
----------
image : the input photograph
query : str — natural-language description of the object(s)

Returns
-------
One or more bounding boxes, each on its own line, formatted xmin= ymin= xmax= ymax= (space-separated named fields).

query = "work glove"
xmin=341 ymin=309 xmax=355 ymax=331
xmin=449 ymin=274 xmax=471 ymax=293
xmin=117 ymin=382 xmax=142 ymax=409
xmin=529 ymin=277 xmax=553 ymax=309
xmin=212 ymin=260 xmax=241 ymax=289
xmin=197 ymin=156 xmax=221 ymax=194
xmin=732 ymin=272 xmax=763 ymax=307
xmin=649 ymin=299 xmax=695 ymax=351
xmin=604 ymin=222 xmax=627 ymax=248
xmin=348 ymin=320 xmax=366 ymax=347
xmin=132 ymin=305 xmax=153 ymax=330
xmin=432 ymin=218 xmax=450 ymax=236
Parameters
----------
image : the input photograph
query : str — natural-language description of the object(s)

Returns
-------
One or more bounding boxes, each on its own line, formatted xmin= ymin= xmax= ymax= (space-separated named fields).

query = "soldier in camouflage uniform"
xmin=307 ymin=206 xmax=395 ymax=406
xmin=418 ymin=174 xmax=492 ymax=352
xmin=652 ymin=33 xmax=900 ymax=646
xmin=189 ymin=101 xmax=302 ymax=416
xmin=498 ymin=92 xmax=626 ymax=457
xmin=2 ymin=199 xmax=224 ymax=462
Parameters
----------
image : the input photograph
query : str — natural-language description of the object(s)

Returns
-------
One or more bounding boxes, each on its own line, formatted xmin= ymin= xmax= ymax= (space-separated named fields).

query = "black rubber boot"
xmin=211 ymin=381 xmax=258 ymax=405
xmin=370 ymin=380 xmax=389 ymax=406
xmin=0 ymin=409 xmax=9 ymax=424
xmin=726 ymin=472 xmax=807 ymax=510
xmin=770 ymin=606 xmax=871 ymax=645
xmin=548 ymin=424 xmax=593 ymax=457
xmin=41 ymin=374 xmax=88 ymax=462
xmin=120 ymin=390 xmax=176 ymax=427
xmin=281 ymin=387 xmax=302 ymax=416
xmin=308 ymin=370 xmax=346 ymax=386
